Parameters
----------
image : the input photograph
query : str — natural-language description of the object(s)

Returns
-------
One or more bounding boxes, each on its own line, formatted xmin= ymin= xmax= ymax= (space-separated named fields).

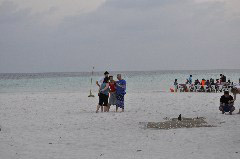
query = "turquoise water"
xmin=0 ymin=70 xmax=240 ymax=93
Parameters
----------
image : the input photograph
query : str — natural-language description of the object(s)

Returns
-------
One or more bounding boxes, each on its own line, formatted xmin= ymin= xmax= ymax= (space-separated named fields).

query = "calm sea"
xmin=0 ymin=70 xmax=240 ymax=93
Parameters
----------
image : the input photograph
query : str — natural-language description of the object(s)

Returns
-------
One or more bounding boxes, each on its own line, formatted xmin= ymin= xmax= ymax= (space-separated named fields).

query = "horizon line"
xmin=1 ymin=68 xmax=240 ymax=74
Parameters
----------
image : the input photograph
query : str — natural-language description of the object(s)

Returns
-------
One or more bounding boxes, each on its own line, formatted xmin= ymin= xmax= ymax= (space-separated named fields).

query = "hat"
xmin=104 ymin=71 xmax=109 ymax=75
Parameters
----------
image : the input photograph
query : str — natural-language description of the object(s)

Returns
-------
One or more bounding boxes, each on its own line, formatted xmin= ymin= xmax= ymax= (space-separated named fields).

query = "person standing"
xmin=108 ymin=76 xmax=117 ymax=112
xmin=174 ymin=79 xmax=178 ymax=92
xmin=188 ymin=75 xmax=193 ymax=85
xmin=96 ymin=77 xmax=109 ymax=113
xmin=115 ymin=74 xmax=126 ymax=112
xmin=232 ymin=78 xmax=240 ymax=114
xmin=96 ymin=71 xmax=109 ymax=87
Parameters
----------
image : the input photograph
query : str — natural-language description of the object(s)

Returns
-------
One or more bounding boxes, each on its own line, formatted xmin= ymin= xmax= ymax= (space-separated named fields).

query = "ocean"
xmin=0 ymin=70 xmax=240 ymax=93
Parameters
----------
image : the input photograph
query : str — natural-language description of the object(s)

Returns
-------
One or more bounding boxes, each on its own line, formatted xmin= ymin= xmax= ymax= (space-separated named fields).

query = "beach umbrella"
xmin=88 ymin=66 xmax=95 ymax=97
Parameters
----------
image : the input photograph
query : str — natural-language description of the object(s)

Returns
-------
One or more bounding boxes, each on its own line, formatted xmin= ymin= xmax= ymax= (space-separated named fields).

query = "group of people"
xmin=96 ymin=71 xmax=126 ymax=113
xmin=174 ymin=74 xmax=239 ymax=93
xmin=173 ymin=74 xmax=240 ymax=115
xmin=94 ymin=72 xmax=239 ymax=115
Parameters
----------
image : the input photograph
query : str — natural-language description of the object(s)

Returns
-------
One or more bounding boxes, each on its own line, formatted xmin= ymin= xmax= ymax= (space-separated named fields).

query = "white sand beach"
xmin=1 ymin=91 xmax=240 ymax=159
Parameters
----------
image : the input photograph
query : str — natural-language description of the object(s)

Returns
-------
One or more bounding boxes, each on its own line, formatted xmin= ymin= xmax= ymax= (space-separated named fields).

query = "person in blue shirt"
xmin=115 ymin=74 xmax=126 ymax=112
xmin=188 ymin=75 xmax=193 ymax=84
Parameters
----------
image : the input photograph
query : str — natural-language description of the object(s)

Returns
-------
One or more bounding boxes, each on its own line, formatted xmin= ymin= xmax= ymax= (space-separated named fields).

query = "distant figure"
xmin=194 ymin=79 xmax=200 ymax=85
xmin=96 ymin=71 xmax=109 ymax=87
xmin=210 ymin=78 xmax=215 ymax=92
xmin=96 ymin=77 xmax=109 ymax=113
xmin=194 ymin=79 xmax=200 ymax=91
xmin=215 ymin=79 xmax=220 ymax=92
xmin=210 ymin=78 xmax=215 ymax=85
xmin=232 ymin=78 xmax=240 ymax=114
xmin=200 ymin=79 xmax=206 ymax=92
xmin=206 ymin=80 xmax=211 ymax=92
xmin=116 ymin=74 xmax=126 ymax=112
xmin=219 ymin=91 xmax=235 ymax=115
xmin=188 ymin=75 xmax=193 ymax=84
xmin=108 ymin=76 xmax=117 ymax=111
xmin=178 ymin=114 xmax=182 ymax=121
xmin=220 ymin=74 xmax=226 ymax=84
xmin=174 ymin=79 xmax=178 ymax=92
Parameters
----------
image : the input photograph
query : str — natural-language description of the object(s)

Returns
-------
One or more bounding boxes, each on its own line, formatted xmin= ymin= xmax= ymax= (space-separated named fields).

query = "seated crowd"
xmin=174 ymin=74 xmax=240 ymax=93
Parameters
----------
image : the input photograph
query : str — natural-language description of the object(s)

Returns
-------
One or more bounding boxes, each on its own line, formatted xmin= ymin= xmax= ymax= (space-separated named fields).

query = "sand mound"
xmin=140 ymin=117 xmax=215 ymax=130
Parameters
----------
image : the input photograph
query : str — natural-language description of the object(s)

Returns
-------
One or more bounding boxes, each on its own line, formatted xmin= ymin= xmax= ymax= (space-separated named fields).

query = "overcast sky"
xmin=0 ymin=0 xmax=240 ymax=73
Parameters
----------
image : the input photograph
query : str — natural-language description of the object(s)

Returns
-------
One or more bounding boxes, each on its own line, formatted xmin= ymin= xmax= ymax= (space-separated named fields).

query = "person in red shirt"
xmin=107 ymin=76 xmax=117 ymax=112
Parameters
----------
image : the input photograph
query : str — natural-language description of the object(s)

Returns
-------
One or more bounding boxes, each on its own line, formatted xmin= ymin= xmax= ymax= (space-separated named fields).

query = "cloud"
xmin=0 ymin=0 xmax=106 ymax=25
xmin=194 ymin=0 xmax=240 ymax=18
xmin=0 ymin=0 xmax=239 ymax=72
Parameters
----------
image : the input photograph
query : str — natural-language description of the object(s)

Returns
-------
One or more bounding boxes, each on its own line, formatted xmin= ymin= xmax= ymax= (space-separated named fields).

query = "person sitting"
xmin=205 ymin=80 xmax=211 ymax=92
xmin=194 ymin=79 xmax=200 ymax=92
xmin=227 ymin=79 xmax=233 ymax=89
xmin=210 ymin=78 xmax=215 ymax=92
xmin=220 ymin=74 xmax=227 ymax=84
xmin=215 ymin=79 xmax=220 ymax=92
xmin=200 ymin=79 xmax=206 ymax=92
xmin=219 ymin=91 xmax=235 ymax=115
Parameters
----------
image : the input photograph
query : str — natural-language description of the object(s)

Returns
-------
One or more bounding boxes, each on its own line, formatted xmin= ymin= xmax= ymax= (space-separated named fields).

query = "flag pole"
xmin=88 ymin=66 xmax=95 ymax=97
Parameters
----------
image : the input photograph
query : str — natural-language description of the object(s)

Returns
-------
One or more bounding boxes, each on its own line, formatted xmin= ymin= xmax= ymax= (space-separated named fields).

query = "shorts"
xmin=99 ymin=93 xmax=109 ymax=106
xmin=109 ymin=92 xmax=117 ymax=105
xmin=219 ymin=104 xmax=235 ymax=112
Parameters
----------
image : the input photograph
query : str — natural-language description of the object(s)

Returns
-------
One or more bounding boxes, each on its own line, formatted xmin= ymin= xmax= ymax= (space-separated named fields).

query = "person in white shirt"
xmin=96 ymin=71 xmax=109 ymax=87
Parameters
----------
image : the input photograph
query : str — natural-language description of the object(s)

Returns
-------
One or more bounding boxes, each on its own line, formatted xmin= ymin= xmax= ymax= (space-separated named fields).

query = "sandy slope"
xmin=0 ymin=92 xmax=240 ymax=159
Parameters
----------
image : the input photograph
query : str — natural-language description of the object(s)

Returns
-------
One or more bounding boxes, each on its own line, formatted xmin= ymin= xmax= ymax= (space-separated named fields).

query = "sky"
xmin=0 ymin=0 xmax=240 ymax=73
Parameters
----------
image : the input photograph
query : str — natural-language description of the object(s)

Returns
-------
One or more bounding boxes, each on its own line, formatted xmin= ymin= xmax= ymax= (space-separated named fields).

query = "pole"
xmin=88 ymin=66 xmax=95 ymax=97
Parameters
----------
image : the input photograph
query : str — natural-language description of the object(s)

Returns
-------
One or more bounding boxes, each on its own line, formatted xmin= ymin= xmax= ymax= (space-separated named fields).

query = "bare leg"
xmin=232 ymin=93 xmax=240 ymax=114
xmin=219 ymin=105 xmax=224 ymax=114
xmin=121 ymin=108 xmax=124 ymax=112
xmin=107 ymin=104 xmax=110 ymax=112
xmin=96 ymin=105 xmax=100 ymax=113
xmin=233 ymin=93 xmax=237 ymax=101
xmin=237 ymin=109 xmax=240 ymax=114
xmin=116 ymin=106 xmax=118 ymax=112
xmin=104 ymin=106 xmax=107 ymax=112
xmin=101 ymin=106 xmax=103 ymax=112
